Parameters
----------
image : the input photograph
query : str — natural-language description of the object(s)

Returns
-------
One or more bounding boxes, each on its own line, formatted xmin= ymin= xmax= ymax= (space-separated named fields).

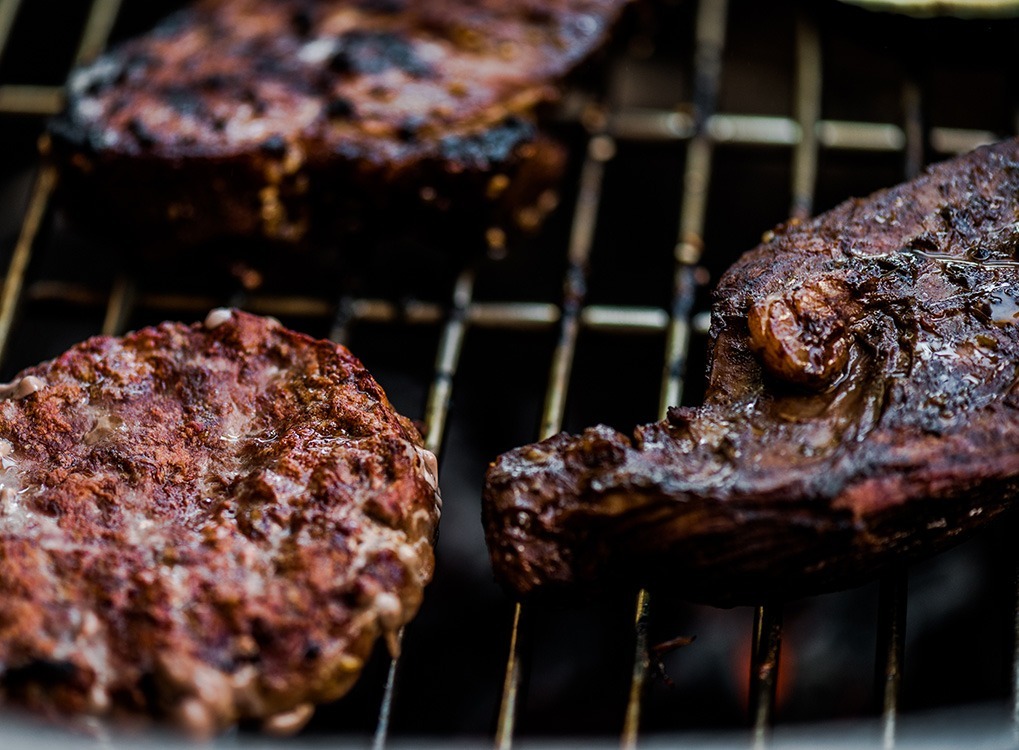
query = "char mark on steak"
xmin=484 ymin=138 xmax=1019 ymax=606
xmin=0 ymin=309 xmax=441 ymax=735
xmin=48 ymin=0 xmax=630 ymax=248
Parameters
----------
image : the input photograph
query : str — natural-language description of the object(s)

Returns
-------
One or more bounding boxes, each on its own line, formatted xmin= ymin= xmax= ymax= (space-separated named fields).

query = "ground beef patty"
xmin=0 ymin=309 xmax=440 ymax=735
xmin=48 ymin=0 xmax=630 ymax=249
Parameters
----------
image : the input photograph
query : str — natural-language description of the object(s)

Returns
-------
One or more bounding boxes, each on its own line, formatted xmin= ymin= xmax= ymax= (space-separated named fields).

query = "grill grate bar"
xmin=872 ymin=73 xmax=928 ymax=750
xmin=0 ymin=163 xmax=55 ymax=369
xmin=623 ymin=0 xmax=729 ymax=745
xmin=0 ymin=0 xmax=23 ymax=67
xmin=877 ymin=569 xmax=908 ymax=749
xmin=372 ymin=649 xmax=402 ymax=750
xmin=789 ymin=11 xmax=822 ymax=222
xmin=421 ymin=268 xmax=475 ymax=457
xmin=23 ymin=282 xmax=684 ymax=335
xmin=0 ymin=4 xmax=128 ymax=112
xmin=373 ymin=266 xmax=476 ymax=749
xmin=749 ymin=604 xmax=784 ymax=748
xmin=100 ymin=275 xmax=138 ymax=337
xmin=604 ymin=107 xmax=991 ymax=154
xmin=497 ymin=603 xmax=525 ymax=750
xmin=747 ymin=10 xmax=822 ymax=738
xmin=496 ymin=130 xmax=612 ymax=749
xmin=0 ymin=0 xmax=124 ymax=368
xmin=0 ymin=64 xmax=1000 ymax=153
xmin=622 ymin=588 xmax=652 ymax=750
xmin=74 ymin=0 xmax=124 ymax=65
xmin=0 ymin=85 xmax=62 ymax=115
xmin=902 ymin=80 xmax=925 ymax=182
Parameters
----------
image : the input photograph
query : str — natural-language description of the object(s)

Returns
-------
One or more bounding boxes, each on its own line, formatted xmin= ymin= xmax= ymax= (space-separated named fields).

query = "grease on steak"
xmin=0 ymin=310 xmax=441 ymax=735
xmin=48 ymin=0 xmax=629 ymax=247
xmin=484 ymin=138 xmax=1019 ymax=606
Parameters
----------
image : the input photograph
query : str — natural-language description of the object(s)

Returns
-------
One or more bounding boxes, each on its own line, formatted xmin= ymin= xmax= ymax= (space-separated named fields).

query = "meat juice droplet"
xmin=990 ymin=296 xmax=1019 ymax=325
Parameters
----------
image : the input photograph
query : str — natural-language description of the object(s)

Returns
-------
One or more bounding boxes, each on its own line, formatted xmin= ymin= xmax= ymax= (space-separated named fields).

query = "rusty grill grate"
xmin=0 ymin=0 xmax=1018 ymax=747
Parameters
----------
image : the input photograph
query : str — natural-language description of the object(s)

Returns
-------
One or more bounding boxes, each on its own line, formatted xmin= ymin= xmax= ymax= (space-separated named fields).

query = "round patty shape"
xmin=0 ymin=309 xmax=440 ymax=736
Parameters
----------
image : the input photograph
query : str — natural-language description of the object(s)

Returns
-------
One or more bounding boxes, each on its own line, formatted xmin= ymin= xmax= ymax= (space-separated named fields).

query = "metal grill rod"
xmin=0 ymin=0 xmax=124 ymax=367
xmin=749 ymin=604 xmax=784 ymax=749
xmin=495 ymin=129 xmax=613 ymax=750
xmin=100 ymin=275 xmax=137 ymax=337
xmin=877 ymin=570 xmax=908 ymax=750
xmin=871 ymin=73 xmax=930 ymax=750
xmin=75 ymin=0 xmax=124 ymax=64
xmin=0 ymin=163 xmax=55 ymax=369
xmin=0 ymin=0 xmax=23 ymax=65
xmin=0 ymin=0 xmax=123 ymax=113
xmin=621 ymin=1 xmax=729 ymax=746
xmin=746 ymin=10 xmax=823 ymax=741
xmin=372 ymin=267 xmax=475 ymax=749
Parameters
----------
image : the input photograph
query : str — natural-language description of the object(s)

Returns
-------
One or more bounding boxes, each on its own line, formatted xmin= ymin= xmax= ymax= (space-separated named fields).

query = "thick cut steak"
xmin=48 ymin=0 xmax=629 ymax=248
xmin=485 ymin=138 xmax=1019 ymax=606
xmin=0 ymin=310 xmax=440 ymax=734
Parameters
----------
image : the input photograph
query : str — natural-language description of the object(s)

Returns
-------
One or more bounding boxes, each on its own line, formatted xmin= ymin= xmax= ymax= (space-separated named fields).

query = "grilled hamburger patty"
xmin=48 ymin=0 xmax=629 ymax=248
xmin=485 ymin=138 xmax=1019 ymax=606
xmin=0 ymin=310 xmax=440 ymax=734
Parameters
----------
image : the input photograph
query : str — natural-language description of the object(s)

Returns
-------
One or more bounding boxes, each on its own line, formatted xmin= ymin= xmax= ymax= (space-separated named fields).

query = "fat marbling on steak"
xmin=485 ymin=138 xmax=1019 ymax=606
xmin=48 ymin=0 xmax=630 ymax=248
xmin=0 ymin=309 xmax=440 ymax=735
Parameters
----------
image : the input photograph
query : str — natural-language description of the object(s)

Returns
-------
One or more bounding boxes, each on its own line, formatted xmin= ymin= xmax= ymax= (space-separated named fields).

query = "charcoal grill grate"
xmin=0 ymin=0 xmax=1016 ymax=747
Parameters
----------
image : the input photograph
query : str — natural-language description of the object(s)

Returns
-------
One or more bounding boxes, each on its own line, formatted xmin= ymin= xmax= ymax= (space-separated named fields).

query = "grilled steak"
xmin=485 ymin=138 xmax=1019 ymax=606
xmin=48 ymin=0 xmax=630 ymax=249
xmin=0 ymin=309 xmax=440 ymax=735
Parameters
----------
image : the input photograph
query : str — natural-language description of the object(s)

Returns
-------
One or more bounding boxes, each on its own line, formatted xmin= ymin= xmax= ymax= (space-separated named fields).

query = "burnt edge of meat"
xmin=0 ymin=309 xmax=441 ymax=734
xmin=48 ymin=114 xmax=567 ymax=258
xmin=46 ymin=0 xmax=631 ymax=251
xmin=484 ymin=137 xmax=1019 ymax=607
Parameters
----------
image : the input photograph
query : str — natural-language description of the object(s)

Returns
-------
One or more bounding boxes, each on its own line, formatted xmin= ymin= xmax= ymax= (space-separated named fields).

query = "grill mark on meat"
xmin=47 ymin=0 xmax=629 ymax=247
xmin=484 ymin=138 xmax=1019 ymax=606
xmin=0 ymin=310 xmax=440 ymax=734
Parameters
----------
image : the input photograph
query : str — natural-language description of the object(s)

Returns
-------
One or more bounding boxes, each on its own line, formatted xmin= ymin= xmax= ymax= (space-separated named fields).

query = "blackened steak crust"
xmin=0 ymin=310 xmax=440 ymax=735
xmin=485 ymin=138 xmax=1019 ymax=606
xmin=48 ymin=0 xmax=629 ymax=247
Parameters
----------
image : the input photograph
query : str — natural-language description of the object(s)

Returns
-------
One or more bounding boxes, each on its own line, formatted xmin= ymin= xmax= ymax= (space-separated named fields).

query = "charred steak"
xmin=0 ymin=309 xmax=440 ymax=734
xmin=48 ymin=0 xmax=630 ymax=248
xmin=485 ymin=138 xmax=1019 ymax=606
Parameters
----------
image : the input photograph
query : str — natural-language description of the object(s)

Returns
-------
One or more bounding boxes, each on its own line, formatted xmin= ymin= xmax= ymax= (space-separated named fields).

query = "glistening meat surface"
xmin=485 ymin=138 xmax=1019 ymax=606
xmin=0 ymin=310 xmax=440 ymax=734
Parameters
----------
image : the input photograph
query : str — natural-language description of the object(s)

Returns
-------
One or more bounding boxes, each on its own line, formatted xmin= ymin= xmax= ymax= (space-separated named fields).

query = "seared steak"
xmin=485 ymin=138 xmax=1019 ymax=606
xmin=0 ymin=310 xmax=440 ymax=734
xmin=48 ymin=0 xmax=629 ymax=248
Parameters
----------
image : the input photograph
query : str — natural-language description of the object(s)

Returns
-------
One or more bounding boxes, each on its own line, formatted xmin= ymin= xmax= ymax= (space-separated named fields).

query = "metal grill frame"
xmin=0 ymin=0 xmax=1015 ymax=747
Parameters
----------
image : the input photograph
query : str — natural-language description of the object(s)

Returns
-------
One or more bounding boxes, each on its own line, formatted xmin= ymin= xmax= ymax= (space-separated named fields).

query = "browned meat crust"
xmin=48 ymin=0 xmax=629 ymax=248
xmin=0 ymin=310 xmax=441 ymax=734
xmin=484 ymin=138 xmax=1019 ymax=606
